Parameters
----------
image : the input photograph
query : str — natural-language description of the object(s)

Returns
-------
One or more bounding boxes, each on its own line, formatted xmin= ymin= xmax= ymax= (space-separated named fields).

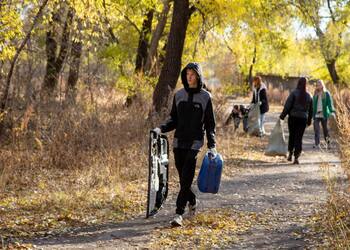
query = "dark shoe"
xmin=149 ymin=205 xmax=162 ymax=217
xmin=259 ymin=132 xmax=266 ymax=137
xmin=293 ymin=158 xmax=299 ymax=164
xmin=287 ymin=153 xmax=292 ymax=161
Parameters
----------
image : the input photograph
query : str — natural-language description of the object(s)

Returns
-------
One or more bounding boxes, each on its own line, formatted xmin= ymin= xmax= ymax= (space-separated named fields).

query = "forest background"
xmin=0 ymin=0 xmax=350 ymax=248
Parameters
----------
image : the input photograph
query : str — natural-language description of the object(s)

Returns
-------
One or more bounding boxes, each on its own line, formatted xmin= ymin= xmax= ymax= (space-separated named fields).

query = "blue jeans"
xmin=259 ymin=113 xmax=266 ymax=135
xmin=314 ymin=117 xmax=329 ymax=146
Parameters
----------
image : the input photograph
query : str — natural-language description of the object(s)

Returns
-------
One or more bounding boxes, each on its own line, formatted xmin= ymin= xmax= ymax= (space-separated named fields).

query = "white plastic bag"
xmin=265 ymin=119 xmax=288 ymax=156
xmin=247 ymin=103 xmax=261 ymax=136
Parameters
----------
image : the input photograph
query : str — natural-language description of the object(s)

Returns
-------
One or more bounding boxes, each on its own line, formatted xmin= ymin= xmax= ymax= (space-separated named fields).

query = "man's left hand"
xmin=208 ymin=148 xmax=217 ymax=159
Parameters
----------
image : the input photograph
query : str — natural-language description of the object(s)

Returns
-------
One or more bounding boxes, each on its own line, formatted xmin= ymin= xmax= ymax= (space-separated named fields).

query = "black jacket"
xmin=251 ymin=84 xmax=269 ymax=114
xmin=280 ymin=89 xmax=313 ymax=124
xmin=160 ymin=63 xmax=216 ymax=150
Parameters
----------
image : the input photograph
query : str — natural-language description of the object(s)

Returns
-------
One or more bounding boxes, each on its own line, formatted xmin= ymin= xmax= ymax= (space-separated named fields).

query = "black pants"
xmin=173 ymin=148 xmax=198 ymax=215
xmin=288 ymin=116 xmax=307 ymax=157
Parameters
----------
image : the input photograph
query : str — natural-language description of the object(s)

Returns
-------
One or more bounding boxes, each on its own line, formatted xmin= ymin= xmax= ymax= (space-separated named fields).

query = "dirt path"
xmin=29 ymin=111 xmax=348 ymax=249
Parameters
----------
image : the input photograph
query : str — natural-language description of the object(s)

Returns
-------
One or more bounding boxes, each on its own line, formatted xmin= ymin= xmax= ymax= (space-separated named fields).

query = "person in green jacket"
xmin=312 ymin=80 xmax=335 ymax=149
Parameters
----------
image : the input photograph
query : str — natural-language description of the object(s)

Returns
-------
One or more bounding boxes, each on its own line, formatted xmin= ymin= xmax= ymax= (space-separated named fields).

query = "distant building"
xmin=258 ymin=74 xmax=316 ymax=91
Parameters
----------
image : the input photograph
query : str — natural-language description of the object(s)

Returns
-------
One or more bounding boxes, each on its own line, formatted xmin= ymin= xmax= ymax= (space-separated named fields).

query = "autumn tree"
xmin=0 ymin=0 xmax=49 ymax=113
xmin=291 ymin=0 xmax=350 ymax=84
xmin=152 ymin=0 xmax=196 ymax=113
xmin=42 ymin=5 xmax=74 ymax=97
xmin=144 ymin=0 xmax=172 ymax=75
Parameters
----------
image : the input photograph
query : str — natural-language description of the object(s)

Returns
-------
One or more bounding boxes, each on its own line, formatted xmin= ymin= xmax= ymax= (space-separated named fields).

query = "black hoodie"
xmin=160 ymin=63 xmax=216 ymax=150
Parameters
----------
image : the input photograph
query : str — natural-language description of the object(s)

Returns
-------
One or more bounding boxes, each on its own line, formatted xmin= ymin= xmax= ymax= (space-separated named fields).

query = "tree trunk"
xmin=0 ymin=0 xmax=49 ymax=113
xmin=135 ymin=9 xmax=154 ymax=73
xmin=25 ymin=39 xmax=35 ymax=103
xmin=144 ymin=0 xmax=171 ymax=74
xmin=326 ymin=59 xmax=340 ymax=85
xmin=248 ymin=45 xmax=257 ymax=88
xmin=318 ymin=32 xmax=341 ymax=85
xmin=0 ymin=61 xmax=3 ymax=84
xmin=66 ymin=20 xmax=83 ymax=103
xmin=42 ymin=8 xmax=73 ymax=97
xmin=42 ymin=15 xmax=59 ymax=95
xmin=152 ymin=0 xmax=192 ymax=113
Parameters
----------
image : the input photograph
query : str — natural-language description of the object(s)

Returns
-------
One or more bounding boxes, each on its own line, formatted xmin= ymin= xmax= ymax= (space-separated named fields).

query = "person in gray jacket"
xmin=153 ymin=62 xmax=216 ymax=227
xmin=280 ymin=77 xmax=313 ymax=164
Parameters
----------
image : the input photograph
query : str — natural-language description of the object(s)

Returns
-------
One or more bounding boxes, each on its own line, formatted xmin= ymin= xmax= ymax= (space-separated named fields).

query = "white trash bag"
xmin=265 ymin=119 xmax=287 ymax=156
xmin=247 ymin=103 xmax=261 ymax=136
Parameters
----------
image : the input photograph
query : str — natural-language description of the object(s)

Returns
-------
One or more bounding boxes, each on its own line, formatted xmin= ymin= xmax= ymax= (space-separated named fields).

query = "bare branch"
xmin=223 ymin=38 xmax=234 ymax=55
xmin=102 ymin=0 xmax=119 ymax=43
xmin=115 ymin=7 xmax=141 ymax=34
xmin=327 ymin=0 xmax=337 ymax=23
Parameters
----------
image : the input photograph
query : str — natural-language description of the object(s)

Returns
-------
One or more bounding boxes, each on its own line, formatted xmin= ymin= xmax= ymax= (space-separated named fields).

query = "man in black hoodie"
xmin=153 ymin=62 xmax=216 ymax=226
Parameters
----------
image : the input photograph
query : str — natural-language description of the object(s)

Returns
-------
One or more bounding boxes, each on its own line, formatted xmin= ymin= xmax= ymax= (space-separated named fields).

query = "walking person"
xmin=251 ymin=76 xmax=269 ymax=136
xmin=280 ymin=77 xmax=313 ymax=164
xmin=312 ymin=79 xmax=335 ymax=149
xmin=153 ymin=62 xmax=216 ymax=227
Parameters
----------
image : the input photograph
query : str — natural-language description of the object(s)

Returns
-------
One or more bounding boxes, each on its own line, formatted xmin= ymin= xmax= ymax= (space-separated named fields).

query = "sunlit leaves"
xmin=0 ymin=1 xmax=24 ymax=60
xmin=149 ymin=208 xmax=260 ymax=249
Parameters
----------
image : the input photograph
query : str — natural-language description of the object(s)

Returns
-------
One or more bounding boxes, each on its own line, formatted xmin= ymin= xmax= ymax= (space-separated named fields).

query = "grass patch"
xmin=314 ymin=86 xmax=350 ymax=249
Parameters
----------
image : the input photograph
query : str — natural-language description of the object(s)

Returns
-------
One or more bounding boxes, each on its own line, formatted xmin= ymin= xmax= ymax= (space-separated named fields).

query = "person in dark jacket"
xmin=312 ymin=79 xmax=335 ymax=149
xmin=153 ymin=62 xmax=216 ymax=227
xmin=225 ymin=104 xmax=242 ymax=130
xmin=280 ymin=77 xmax=313 ymax=164
xmin=240 ymin=104 xmax=250 ymax=132
xmin=251 ymin=76 xmax=269 ymax=136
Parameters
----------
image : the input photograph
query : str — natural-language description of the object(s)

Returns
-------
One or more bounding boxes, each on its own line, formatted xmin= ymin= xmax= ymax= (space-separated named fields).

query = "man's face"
xmin=186 ymin=69 xmax=198 ymax=88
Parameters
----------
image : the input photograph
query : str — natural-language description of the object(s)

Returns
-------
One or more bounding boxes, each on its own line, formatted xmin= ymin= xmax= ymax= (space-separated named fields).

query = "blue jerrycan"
xmin=197 ymin=152 xmax=224 ymax=194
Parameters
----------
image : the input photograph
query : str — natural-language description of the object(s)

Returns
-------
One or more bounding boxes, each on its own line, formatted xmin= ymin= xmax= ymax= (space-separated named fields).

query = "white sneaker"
xmin=170 ymin=214 xmax=183 ymax=227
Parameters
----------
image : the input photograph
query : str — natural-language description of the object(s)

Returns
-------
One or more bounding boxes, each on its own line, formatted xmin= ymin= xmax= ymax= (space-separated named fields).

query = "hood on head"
xmin=181 ymin=62 xmax=203 ymax=93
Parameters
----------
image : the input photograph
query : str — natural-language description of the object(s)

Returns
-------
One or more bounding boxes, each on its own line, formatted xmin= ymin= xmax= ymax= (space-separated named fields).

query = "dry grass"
xmin=0 ymin=88 xmax=151 ymax=242
xmin=318 ymin=86 xmax=350 ymax=249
